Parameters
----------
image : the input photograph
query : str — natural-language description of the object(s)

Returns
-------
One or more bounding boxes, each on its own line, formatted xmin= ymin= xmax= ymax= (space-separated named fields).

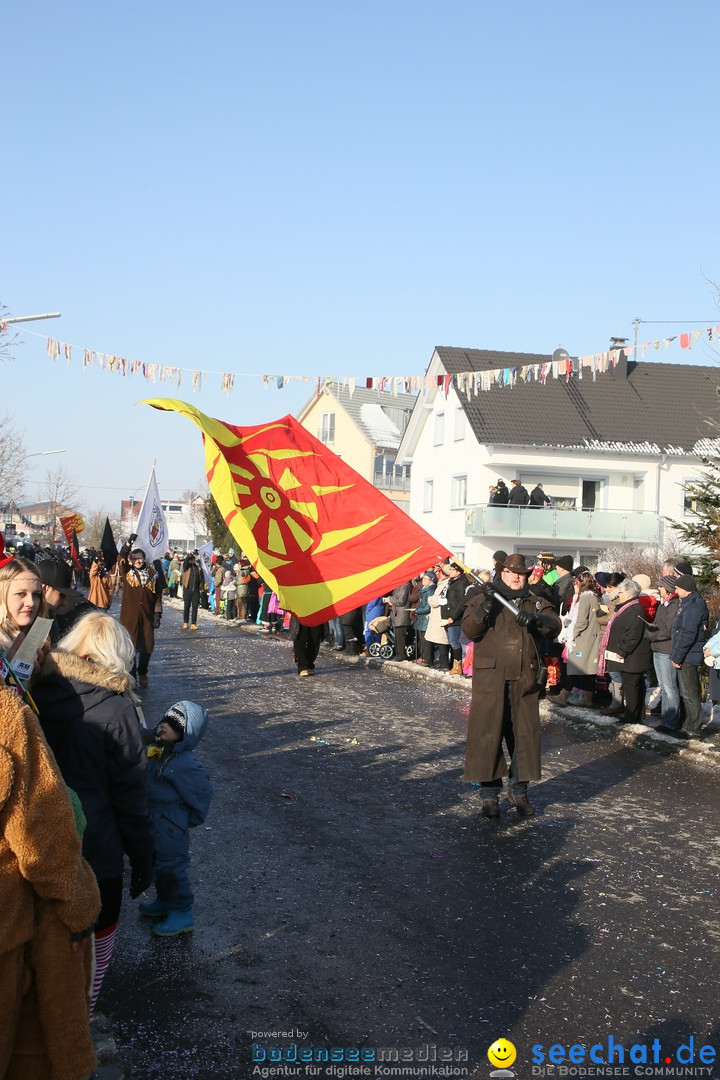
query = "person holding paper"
xmin=0 ymin=557 xmax=52 ymax=676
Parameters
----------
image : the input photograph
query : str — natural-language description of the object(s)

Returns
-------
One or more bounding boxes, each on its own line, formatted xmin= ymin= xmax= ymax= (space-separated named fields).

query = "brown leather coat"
xmin=462 ymin=588 xmax=559 ymax=783
xmin=118 ymin=544 xmax=162 ymax=653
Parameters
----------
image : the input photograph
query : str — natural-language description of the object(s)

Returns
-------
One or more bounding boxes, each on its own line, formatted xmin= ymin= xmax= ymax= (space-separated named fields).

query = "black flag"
xmin=100 ymin=517 xmax=118 ymax=571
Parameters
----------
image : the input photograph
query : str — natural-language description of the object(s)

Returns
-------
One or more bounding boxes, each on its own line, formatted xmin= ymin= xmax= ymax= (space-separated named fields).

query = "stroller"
xmin=367 ymin=616 xmax=416 ymax=661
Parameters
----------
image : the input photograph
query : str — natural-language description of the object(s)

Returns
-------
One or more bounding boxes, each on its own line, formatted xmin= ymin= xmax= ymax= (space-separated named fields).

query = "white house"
xmin=120 ymin=495 xmax=208 ymax=552
xmin=395 ymin=346 xmax=720 ymax=571
xmin=296 ymin=381 xmax=416 ymax=509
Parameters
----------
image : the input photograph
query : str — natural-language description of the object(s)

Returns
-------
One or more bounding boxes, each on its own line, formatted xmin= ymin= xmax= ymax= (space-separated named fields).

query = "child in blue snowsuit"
xmin=139 ymin=701 xmax=212 ymax=936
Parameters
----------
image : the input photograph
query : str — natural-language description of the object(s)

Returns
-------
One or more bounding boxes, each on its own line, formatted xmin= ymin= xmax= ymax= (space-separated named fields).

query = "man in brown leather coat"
xmin=462 ymin=553 xmax=560 ymax=819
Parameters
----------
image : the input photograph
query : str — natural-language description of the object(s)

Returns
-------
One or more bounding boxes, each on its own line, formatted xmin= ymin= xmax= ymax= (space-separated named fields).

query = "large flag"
xmin=135 ymin=468 xmax=169 ymax=563
xmin=143 ymin=399 xmax=451 ymax=625
xmin=100 ymin=517 xmax=118 ymax=571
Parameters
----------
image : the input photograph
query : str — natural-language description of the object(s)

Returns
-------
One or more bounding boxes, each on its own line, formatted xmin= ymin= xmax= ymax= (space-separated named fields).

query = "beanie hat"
xmin=660 ymin=575 xmax=679 ymax=593
xmin=632 ymin=574 xmax=651 ymax=591
xmin=555 ymin=555 xmax=574 ymax=572
xmin=161 ymin=703 xmax=186 ymax=740
xmin=424 ymin=570 xmax=438 ymax=584
xmin=675 ymin=560 xmax=694 ymax=576
xmin=674 ymin=574 xmax=697 ymax=593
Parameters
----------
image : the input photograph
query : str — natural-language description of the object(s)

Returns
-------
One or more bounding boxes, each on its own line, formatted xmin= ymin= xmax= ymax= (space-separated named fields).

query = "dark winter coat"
xmin=147 ymin=701 xmax=212 ymax=874
xmin=552 ymin=572 xmax=575 ymax=613
xmin=604 ymin=598 xmax=652 ymax=675
xmin=445 ymin=575 xmax=469 ymax=622
xmin=33 ymin=651 xmax=155 ymax=881
xmin=462 ymin=586 xmax=560 ymax=783
xmin=413 ymin=585 xmax=434 ymax=633
xmin=670 ymin=591 xmax=708 ymax=666
xmin=645 ymin=593 xmax=679 ymax=655
xmin=118 ymin=543 xmax=162 ymax=654
xmin=508 ymin=484 xmax=530 ymax=506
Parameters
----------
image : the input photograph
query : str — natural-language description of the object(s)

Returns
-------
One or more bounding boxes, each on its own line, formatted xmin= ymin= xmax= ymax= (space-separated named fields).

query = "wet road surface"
xmin=102 ymin=602 xmax=720 ymax=1079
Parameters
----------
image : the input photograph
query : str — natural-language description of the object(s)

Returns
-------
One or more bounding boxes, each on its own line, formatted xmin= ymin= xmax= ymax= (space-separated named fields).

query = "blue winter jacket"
xmin=147 ymin=701 xmax=213 ymax=868
xmin=670 ymin=591 xmax=708 ymax=666
xmin=413 ymin=584 xmax=435 ymax=633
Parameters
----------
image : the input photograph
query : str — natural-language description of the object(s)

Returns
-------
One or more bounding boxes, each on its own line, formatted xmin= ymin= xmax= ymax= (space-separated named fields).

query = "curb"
xmin=163 ymin=599 xmax=720 ymax=766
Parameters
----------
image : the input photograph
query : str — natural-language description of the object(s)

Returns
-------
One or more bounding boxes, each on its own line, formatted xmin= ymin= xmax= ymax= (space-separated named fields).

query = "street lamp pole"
xmin=2 ymin=312 xmax=61 ymax=325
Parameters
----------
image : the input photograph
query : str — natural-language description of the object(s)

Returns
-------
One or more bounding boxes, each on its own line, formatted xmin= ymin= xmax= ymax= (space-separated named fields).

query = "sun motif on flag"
xmin=226 ymin=445 xmax=332 ymax=560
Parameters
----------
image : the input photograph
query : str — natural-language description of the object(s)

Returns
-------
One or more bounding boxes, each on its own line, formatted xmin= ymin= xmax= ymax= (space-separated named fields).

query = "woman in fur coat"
xmin=0 ymin=685 xmax=101 ymax=1080
xmin=32 ymin=612 xmax=155 ymax=1016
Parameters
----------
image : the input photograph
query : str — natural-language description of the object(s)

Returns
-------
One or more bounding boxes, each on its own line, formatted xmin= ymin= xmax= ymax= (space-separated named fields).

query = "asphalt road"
xmin=101 ymin=601 xmax=720 ymax=1080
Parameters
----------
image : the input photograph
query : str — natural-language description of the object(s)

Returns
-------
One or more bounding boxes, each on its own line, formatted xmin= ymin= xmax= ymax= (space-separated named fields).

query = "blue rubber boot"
xmin=152 ymin=908 xmax=194 ymax=936
xmin=138 ymin=896 xmax=168 ymax=919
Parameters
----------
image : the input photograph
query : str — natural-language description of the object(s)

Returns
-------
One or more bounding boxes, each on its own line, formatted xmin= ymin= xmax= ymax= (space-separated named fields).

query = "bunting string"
xmin=4 ymin=321 xmax=719 ymax=400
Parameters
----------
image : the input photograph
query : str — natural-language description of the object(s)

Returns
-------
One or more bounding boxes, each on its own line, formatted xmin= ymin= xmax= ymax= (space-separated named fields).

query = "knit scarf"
xmin=596 ymin=598 xmax=641 ymax=677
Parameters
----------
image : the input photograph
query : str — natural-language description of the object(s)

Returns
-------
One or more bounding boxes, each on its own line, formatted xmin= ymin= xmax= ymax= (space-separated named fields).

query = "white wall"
xmin=406 ymin=386 xmax=706 ymax=571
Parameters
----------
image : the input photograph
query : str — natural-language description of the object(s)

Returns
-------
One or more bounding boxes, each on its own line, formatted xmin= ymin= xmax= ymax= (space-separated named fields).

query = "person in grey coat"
xmin=384 ymin=581 xmax=412 ymax=661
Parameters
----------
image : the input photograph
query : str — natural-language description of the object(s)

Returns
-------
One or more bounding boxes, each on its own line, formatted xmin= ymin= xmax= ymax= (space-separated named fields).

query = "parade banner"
xmin=59 ymin=513 xmax=84 ymax=544
xmin=196 ymin=540 xmax=214 ymax=586
xmin=134 ymin=468 xmax=169 ymax=562
xmin=143 ymin=399 xmax=451 ymax=625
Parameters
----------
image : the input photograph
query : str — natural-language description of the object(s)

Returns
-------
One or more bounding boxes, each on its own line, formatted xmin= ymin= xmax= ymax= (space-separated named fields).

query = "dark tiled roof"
xmin=435 ymin=346 xmax=720 ymax=454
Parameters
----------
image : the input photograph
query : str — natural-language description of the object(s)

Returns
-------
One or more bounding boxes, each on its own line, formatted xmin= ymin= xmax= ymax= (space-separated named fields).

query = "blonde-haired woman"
xmin=0 ymin=556 xmax=46 ymax=649
xmin=32 ymin=611 xmax=155 ymax=1015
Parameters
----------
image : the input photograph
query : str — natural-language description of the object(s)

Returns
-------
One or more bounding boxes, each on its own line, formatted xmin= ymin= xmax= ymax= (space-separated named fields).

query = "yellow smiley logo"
xmin=488 ymin=1039 xmax=517 ymax=1069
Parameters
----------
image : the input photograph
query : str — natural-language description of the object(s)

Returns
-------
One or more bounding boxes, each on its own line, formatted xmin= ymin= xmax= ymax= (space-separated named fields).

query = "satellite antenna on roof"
xmin=610 ymin=336 xmax=629 ymax=347
xmin=552 ymin=348 xmax=570 ymax=364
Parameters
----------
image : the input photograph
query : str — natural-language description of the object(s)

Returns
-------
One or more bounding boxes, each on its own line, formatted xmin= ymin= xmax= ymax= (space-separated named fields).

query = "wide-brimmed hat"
xmin=500 ymin=554 xmax=532 ymax=575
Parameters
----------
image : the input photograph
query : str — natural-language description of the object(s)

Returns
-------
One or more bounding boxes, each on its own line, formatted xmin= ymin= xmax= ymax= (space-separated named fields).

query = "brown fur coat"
xmin=0 ymin=687 xmax=100 ymax=1080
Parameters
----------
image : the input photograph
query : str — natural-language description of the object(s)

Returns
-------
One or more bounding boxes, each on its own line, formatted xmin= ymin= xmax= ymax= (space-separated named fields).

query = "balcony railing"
xmin=464 ymin=505 xmax=661 ymax=544
xmin=373 ymin=473 xmax=410 ymax=493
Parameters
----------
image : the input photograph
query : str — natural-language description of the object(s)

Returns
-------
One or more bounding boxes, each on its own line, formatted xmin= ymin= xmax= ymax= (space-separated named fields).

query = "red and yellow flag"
xmin=59 ymin=513 xmax=84 ymax=545
xmin=143 ymin=399 xmax=450 ymax=625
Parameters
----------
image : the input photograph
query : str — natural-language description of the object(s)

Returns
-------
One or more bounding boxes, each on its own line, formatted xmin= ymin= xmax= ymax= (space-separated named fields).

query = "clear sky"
xmin=4 ymin=0 xmax=719 ymax=516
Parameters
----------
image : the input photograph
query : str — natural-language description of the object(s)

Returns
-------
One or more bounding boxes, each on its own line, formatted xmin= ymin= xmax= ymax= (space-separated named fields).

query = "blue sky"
xmin=4 ymin=0 xmax=719 ymax=516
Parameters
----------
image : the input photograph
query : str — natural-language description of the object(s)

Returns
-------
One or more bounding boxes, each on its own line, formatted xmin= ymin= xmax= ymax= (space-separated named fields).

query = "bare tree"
xmin=0 ymin=415 xmax=28 ymax=515
xmin=42 ymin=466 xmax=81 ymax=542
xmin=0 ymin=304 xmax=20 ymax=366
xmin=81 ymin=508 xmax=111 ymax=549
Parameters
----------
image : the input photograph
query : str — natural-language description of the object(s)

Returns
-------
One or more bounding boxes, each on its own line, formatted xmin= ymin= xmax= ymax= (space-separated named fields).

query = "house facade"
xmin=120 ymin=495 xmax=208 ymax=552
xmin=297 ymin=381 xmax=416 ymax=508
xmin=396 ymin=347 xmax=720 ymax=570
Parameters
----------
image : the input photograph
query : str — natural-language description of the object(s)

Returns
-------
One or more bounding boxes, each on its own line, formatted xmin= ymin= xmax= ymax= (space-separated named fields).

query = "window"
xmin=433 ymin=411 xmax=445 ymax=446
xmin=451 ymin=475 xmax=468 ymax=509
xmin=319 ymin=412 xmax=335 ymax=445
xmin=423 ymin=480 xmax=434 ymax=512
xmin=454 ymin=406 xmax=466 ymax=441
xmin=683 ymin=482 xmax=699 ymax=515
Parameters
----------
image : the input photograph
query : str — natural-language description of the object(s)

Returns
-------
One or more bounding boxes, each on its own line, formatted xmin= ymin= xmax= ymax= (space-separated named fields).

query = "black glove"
xmin=478 ymin=598 xmax=494 ymax=620
xmin=130 ymin=857 xmax=154 ymax=899
xmin=153 ymin=612 xmax=162 ymax=629
xmin=515 ymin=609 xmax=538 ymax=631
xmin=128 ymin=533 xmax=138 ymax=546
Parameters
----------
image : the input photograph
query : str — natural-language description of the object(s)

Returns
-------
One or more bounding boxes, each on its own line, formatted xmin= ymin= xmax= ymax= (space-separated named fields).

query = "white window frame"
xmin=423 ymin=479 xmax=434 ymax=513
xmin=454 ymin=406 xmax=466 ymax=441
xmin=320 ymin=412 xmax=335 ymax=445
xmin=433 ymin=411 xmax=445 ymax=446
xmin=451 ymin=474 xmax=468 ymax=510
